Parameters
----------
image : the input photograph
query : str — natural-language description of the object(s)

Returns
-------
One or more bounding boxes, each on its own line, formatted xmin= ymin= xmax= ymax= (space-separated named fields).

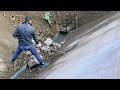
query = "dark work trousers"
xmin=11 ymin=45 xmax=43 ymax=63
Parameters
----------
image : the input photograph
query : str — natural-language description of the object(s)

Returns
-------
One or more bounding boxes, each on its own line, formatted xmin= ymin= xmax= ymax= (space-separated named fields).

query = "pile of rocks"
xmin=27 ymin=37 xmax=66 ymax=68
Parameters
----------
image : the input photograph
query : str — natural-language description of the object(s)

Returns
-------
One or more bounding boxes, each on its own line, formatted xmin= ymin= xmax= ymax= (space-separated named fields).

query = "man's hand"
xmin=36 ymin=42 xmax=42 ymax=48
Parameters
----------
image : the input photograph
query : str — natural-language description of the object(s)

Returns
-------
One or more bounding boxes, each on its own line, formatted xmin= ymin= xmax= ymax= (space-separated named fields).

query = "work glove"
xmin=36 ymin=42 xmax=42 ymax=48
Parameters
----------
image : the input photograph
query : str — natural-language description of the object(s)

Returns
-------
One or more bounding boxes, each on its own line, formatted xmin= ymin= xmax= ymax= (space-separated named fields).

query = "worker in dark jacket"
xmin=9 ymin=16 xmax=48 ymax=68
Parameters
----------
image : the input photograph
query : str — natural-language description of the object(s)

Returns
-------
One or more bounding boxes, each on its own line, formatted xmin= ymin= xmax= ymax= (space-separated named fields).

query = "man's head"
xmin=25 ymin=16 xmax=32 ymax=23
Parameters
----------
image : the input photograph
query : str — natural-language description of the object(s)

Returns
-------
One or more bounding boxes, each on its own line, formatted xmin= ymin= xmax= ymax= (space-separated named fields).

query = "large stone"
xmin=44 ymin=38 xmax=53 ymax=46
xmin=55 ymin=43 xmax=61 ymax=49
xmin=27 ymin=55 xmax=41 ymax=68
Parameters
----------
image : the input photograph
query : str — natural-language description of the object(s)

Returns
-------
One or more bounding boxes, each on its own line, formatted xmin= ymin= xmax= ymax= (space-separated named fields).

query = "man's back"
xmin=13 ymin=22 xmax=39 ymax=46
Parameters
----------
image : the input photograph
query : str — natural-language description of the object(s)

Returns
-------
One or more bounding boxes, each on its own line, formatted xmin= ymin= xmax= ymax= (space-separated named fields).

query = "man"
xmin=9 ymin=16 xmax=48 ymax=68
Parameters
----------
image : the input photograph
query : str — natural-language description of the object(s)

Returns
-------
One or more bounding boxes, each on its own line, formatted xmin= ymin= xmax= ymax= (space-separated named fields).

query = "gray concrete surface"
xmin=36 ymin=12 xmax=120 ymax=79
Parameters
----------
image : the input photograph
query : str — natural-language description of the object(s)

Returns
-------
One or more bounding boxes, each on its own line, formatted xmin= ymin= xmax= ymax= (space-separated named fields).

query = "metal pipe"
xmin=10 ymin=63 xmax=28 ymax=79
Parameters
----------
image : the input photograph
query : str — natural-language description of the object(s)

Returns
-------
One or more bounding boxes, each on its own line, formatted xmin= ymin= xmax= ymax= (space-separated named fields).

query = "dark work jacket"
xmin=13 ymin=22 xmax=39 ymax=46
